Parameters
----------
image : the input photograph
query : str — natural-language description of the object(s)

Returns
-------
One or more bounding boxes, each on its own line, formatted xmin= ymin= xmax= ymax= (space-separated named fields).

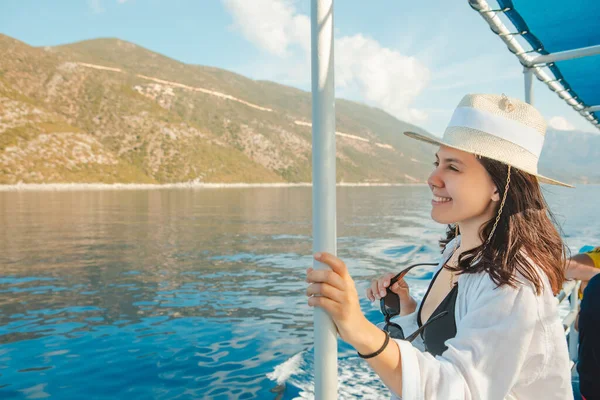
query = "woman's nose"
xmin=427 ymin=168 xmax=444 ymax=190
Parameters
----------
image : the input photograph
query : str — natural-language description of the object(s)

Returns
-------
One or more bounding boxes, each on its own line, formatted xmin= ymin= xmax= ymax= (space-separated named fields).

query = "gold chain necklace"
xmin=448 ymin=226 xmax=460 ymax=290
xmin=448 ymin=252 xmax=457 ymax=290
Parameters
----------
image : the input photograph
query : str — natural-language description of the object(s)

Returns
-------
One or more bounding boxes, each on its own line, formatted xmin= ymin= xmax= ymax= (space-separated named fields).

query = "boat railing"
xmin=557 ymin=280 xmax=581 ymax=371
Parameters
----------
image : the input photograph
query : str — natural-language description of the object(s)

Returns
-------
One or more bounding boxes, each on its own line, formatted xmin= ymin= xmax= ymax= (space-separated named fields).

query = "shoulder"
xmin=457 ymin=262 xmax=543 ymax=313
xmin=459 ymin=269 xmax=537 ymax=298
xmin=462 ymin=252 xmax=550 ymax=293
xmin=459 ymin=259 xmax=562 ymax=331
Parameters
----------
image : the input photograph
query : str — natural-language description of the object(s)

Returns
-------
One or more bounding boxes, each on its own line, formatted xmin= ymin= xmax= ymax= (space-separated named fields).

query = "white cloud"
xmin=221 ymin=0 xmax=431 ymax=124
xmin=88 ymin=0 xmax=105 ymax=13
xmin=222 ymin=0 xmax=309 ymax=57
xmin=117 ymin=0 xmax=128 ymax=3
xmin=548 ymin=116 xmax=575 ymax=131
xmin=336 ymin=34 xmax=430 ymax=123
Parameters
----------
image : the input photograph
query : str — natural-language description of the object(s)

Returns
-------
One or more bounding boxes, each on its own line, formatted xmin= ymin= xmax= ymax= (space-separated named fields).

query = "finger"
xmin=308 ymin=295 xmax=339 ymax=315
xmin=365 ymin=287 xmax=375 ymax=302
xmin=382 ymin=273 xmax=394 ymax=288
xmin=391 ymin=278 xmax=406 ymax=292
xmin=305 ymin=267 xmax=314 ymax=282
xmin=371 ymin=280 xmax=381 ymax=300
xmin=306 ymin=283 xmax=343 ymax=303
xmin=377 ymin=274 xmax=393 ymax=297
xmin=307 ymin=269 xmax=345 ymax=290
xmin=314 ymin=252 xmax=348 ymax=278
xmin=377 ymin=283 xmax=386 ymax=298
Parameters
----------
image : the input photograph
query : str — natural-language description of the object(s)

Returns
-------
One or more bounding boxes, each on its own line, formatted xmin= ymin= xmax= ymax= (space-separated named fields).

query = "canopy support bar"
xmin=584 ymin=105 xmax=600 ymax=112
xmin=524 ymin=67 xmax=534 ymax=105
xmin=527 ymin=45 xmax=600 ymax=66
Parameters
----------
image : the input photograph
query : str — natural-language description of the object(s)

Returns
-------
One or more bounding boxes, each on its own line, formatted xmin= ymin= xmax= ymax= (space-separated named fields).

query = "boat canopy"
xmin=470 ymin=0 xmax=600 ymax=130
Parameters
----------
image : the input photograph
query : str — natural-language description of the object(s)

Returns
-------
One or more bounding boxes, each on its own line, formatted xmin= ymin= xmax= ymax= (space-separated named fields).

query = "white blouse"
xmin=387 ymin=237 xmax=573 ymax=400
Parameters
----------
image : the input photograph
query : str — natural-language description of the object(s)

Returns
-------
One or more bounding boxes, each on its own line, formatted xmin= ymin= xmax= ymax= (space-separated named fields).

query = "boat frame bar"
xmin=557 ymin=280 xmax=581 ymax=367
xmin=526 ymin=45 xmax=600 ymax=66
xmin=470 ymin=0 xmax=600 ymax=130
xmin=524 ymin=67 xmax=534 ymax=105
xmin=311 ymin=0 xmax=338 ymax=398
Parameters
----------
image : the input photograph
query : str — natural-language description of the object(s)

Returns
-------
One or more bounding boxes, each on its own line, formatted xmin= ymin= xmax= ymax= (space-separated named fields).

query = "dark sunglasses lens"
xmin=380 ymin=291 xmax=400 ymax=316
xmin=384 ymin=323 xmax=405 ymax=340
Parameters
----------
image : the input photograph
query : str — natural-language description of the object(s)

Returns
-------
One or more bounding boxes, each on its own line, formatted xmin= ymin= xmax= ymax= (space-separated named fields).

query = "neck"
xmin=456 ymin=220 xmax=485 ymax=252
xmin=457 ymin=200 xmax=498 ymax=252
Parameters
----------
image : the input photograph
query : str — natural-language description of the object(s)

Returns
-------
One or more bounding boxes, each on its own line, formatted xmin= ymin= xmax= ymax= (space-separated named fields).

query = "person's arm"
xmin=354 ymin=275 xmax=545 ymax=400
xmin=400 ymin=296 xmax=418 ymax=315
xmin=307 ymin=253 xmax=407 ymax=394
xmin=307 ymin=252 xmax=545 ymax=400
xmin=394 ymin=278 xmax=541 ymax=399
xmin=351 ymin=324 xmax=404 ymax=394
xmin=566 ymin=253 xmax=600 ymax=283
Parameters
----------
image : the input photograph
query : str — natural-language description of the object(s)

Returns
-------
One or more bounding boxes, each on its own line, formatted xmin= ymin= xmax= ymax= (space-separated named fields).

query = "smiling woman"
xmin=306 ymin=93 xmax=575 ymax=400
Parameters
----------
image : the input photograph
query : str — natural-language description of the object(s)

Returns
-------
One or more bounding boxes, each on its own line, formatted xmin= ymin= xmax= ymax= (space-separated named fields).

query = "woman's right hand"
xmin=366 ymin=272 xmax=412 ymax=304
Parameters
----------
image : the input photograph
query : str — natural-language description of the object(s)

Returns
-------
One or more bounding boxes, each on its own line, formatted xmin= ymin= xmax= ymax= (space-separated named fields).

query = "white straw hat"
xmin=404 ymin=93 xmax=573 ymax=188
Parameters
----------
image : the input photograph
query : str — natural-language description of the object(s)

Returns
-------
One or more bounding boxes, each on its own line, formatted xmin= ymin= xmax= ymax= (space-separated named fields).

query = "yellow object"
xmin=585 ymin=247 xmax=600 ymax=269
xmin=578 ymin=247 xmax=600 ymax=299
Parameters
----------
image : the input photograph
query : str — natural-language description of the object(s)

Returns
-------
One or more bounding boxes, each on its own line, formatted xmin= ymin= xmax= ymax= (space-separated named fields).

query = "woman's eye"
xmin=433 ymin=161 xmax=458 ymax=171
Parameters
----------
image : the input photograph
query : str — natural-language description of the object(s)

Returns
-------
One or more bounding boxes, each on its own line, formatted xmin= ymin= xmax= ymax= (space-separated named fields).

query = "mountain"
xmin=0 ymin=35 xmax=437 ymax=185
xmin=539 ymin=129 xmax=600 ymax=184
xmin=0 ymin=34 xmax=597 ymax=185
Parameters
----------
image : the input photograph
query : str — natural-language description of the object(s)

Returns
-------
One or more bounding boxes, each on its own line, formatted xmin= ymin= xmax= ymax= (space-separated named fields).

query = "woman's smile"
xmin=432 ymin=194 xmax=452 ymax=205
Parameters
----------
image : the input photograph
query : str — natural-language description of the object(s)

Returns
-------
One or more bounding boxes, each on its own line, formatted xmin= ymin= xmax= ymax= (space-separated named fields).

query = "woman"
xmin=306 ymin=94 xmax=573 ymax=399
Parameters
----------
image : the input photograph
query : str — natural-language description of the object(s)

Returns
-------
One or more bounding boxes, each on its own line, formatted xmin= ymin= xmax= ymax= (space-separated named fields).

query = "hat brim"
xmin=404 ymin=131 xmax=574 ymax=188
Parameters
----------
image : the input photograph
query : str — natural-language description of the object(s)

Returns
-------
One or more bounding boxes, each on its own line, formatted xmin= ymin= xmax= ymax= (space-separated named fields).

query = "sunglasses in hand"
xmin=380 ymin=262 xmax=448 ymax=341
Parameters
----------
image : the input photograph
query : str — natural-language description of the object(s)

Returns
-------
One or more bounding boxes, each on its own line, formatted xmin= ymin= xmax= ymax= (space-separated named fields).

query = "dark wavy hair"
xmin=441 ymin=156 xmax=567 ymax=295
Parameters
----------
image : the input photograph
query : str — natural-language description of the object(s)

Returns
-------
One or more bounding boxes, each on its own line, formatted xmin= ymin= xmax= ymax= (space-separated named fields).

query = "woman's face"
xmin=427 ymin=146 xmax=500 ymax=226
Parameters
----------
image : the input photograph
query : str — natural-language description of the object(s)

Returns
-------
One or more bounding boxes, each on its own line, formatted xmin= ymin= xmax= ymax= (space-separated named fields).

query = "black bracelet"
xmin=357 ymin=331 xmax=390 ymax=359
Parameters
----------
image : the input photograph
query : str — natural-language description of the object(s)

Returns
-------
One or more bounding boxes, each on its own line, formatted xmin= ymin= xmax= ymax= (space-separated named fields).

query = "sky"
xmin=1 ymin=0 xmax=597 ymax=136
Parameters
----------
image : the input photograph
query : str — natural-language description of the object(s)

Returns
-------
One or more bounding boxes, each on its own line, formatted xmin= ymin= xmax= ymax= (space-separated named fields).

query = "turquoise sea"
xmin=1 ymin=185 xmax=598 ymax=399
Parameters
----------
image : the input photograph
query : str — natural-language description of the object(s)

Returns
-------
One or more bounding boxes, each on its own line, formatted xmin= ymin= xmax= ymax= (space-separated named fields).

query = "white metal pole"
xmin=524 ymin=67 xmax=534 ymax=105
xmin=527 ymin=44 xmax=600 ymax=66
xmin=311 ymin=0 xmax=338 ymax=398
xmin=569 ymin=283 xmax=580 ymax=362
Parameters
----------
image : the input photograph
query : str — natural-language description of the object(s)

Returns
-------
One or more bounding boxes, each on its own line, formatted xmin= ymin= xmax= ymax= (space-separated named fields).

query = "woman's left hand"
xmin=306 ymin=252 xmax=369 ymax=346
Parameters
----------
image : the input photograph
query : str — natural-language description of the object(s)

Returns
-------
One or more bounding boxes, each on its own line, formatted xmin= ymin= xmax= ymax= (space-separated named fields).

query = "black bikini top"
xmin=417 ymin=267 xmax=458 ymax=357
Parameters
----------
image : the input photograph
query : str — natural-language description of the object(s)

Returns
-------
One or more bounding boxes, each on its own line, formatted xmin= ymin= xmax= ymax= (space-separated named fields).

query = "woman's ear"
xmin=491 ymin=189 xmax=500 ymax=202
